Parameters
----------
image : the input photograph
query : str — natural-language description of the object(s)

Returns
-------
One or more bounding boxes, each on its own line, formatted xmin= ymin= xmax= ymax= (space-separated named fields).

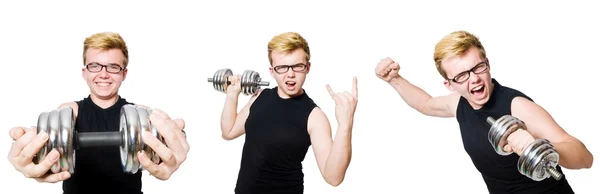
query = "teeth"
xmin=97 ymin=83 xmax=110 ymax=87
xmin=472 ymin=85 xmax=483 ymax=91
xmin=286 ymin=81 xmax=295 ymax=84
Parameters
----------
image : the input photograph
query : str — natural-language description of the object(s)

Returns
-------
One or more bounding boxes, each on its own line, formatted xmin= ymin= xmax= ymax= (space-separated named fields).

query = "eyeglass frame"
xmin=270 ymin=62 xmax=309 ymax=74
xmin=447 ymin=61 xmax=489 ymax=83
xmin=85 ymin=62 xmax=125 ymax=73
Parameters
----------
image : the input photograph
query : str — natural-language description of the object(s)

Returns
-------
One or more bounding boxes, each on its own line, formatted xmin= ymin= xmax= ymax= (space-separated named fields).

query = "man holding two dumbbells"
xmin=219 ymin=32 xmax=357 ymax=194
xmin=375 ymin=30 xmax=593 ymax=194
xmin=7 ymin=32 xmax=189 ymax=194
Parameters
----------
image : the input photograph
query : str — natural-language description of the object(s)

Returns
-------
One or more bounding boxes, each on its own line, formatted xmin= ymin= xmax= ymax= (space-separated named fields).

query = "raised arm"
xmin=309 ymin=76 xmax=358 ymax=186
xmin=220 ymin=75 xmax=262 ymax=140
xmin=375 ymin=57 xmax=460 ymax=118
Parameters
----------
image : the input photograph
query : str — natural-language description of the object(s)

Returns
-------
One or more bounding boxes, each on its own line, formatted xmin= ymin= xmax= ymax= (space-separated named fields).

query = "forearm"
xmin=388 ymin=77 xmax=432 ymax=112
xmin=323 ymin=124 xmax=352 ymax=186
xmin=552 ymin=138 xmax=594 ymax=169
xmin=220 ymin=94 xmax=239 ymax=136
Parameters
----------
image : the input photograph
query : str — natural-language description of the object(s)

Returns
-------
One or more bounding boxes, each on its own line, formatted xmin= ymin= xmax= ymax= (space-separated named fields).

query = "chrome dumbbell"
xmin=487 ymin=115 xmax=563 ymax=181
xmin=207 ymin=68 xmax=270 ymax=95
xmin=33 ymin=105 xmax=164 ymax=175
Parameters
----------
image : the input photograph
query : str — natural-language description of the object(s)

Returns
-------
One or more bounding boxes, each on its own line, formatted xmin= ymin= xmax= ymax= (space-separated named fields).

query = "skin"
xmin=375 ymin=46 xmax=593 ymax=169
xmin=7 ymin=48 xmax=189 ymax=184
xmin=220 ymin=48 xmax=358 ymax=186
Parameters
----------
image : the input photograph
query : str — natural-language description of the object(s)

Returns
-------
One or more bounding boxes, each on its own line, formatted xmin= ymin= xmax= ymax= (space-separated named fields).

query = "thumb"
xmin=502 ymin=144 xmax=513 ymax=153
xmin=173 ymin=118 xmax=186 ymax=130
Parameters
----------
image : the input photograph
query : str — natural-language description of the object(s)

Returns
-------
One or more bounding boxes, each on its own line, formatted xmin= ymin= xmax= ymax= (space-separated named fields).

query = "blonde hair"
xmin=433 ymin=30 xmax=487 ymax=79
xmin=83 ymin=32 xmax=129 ymax=67
xmin=267 ymin=32 xmax=310 ymax=65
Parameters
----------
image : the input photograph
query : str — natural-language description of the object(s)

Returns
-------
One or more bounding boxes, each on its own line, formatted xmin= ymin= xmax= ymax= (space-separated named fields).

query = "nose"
xmin=97 ymin=68 xmax=110 ymax=78
xmin=468 ymin=71 xmax=481 ymax=83
xmin=285 ymin=69 xmax=296 ymax=78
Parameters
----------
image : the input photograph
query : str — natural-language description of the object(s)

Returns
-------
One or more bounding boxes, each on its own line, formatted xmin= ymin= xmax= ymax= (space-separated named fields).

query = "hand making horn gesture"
xmin=326 ymin=76 xmax=359 ymax=128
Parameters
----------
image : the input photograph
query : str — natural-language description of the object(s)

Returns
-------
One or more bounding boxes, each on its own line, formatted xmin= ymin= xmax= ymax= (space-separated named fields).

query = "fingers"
xmin=503 ymin=144 xmax=513 ymax=153
xmin=8 ymin=129 xmax=37 ymax=158
xmin=9 ymin=126 xmax=27 ymax=140
xmin=143 ymin=130 xmax=177 ymax=167
xmin=16 ymin=132 xmax=49 ymax=165
xmin=137 ymin=152 xmax=165 ymax=179
xmin=326 ymin=84 xmax=335 ymax=97
xmin=34 ymin=171 xmax=70 ymax=183
xmin=352 ymin=76 xmax=358 ymax=98
xmin=173 ymin=118 xmax=185 ymax=130
xmin=26 ymin=149 xmax=59 ymax=178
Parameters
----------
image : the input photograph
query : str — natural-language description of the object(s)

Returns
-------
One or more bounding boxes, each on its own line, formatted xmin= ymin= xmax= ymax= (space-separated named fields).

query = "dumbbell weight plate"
xmin=35 ymin=107 xmax=76 ymax=174
xmin=210 ymin=68 xmax=233 ymax=93
xmin=119 ymin=105 xmax=164 ymax=174
xmin=241 ymin=70 xmax=260 ymax=95
xmin=136 ymin=107 xmax=163 ymax=170
xmin=488 ymin=115 xmax=525 ymax=156
xmin=517 ymin=138 xmax=560 ymax=181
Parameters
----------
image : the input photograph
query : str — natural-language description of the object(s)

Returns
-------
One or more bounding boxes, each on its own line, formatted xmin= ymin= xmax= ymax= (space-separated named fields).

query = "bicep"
xmin=308 ymin=108 xmax=333 ymax=175
xmin=511 ymin=97 xmax=571 ymax=142
xmin=423 ymin=92 xmax=460 ymax=118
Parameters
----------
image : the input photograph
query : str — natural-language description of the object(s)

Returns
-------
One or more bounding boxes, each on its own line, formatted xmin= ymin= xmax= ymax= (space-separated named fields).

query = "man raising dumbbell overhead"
xmin=7 ymin=32 xmax=189 ymax=194
xmin=218 ymin=32 xmax=358 ymax=194
xmin=375 ymin=30 xmax=593 ymax=194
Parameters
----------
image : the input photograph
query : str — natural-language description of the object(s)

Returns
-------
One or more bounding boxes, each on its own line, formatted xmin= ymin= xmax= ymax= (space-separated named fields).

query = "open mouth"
xmin=470 ymin=85 xmax=485 ymax=96
xmin=285 ymin=81 xmax=296 ymax=89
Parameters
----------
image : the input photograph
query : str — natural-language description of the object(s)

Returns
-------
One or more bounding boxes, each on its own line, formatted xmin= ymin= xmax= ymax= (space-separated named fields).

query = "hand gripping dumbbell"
xmin=33 ymin=104 xmax=164 ymax=175
xmin=486 ymin=115 xmax=563 ymax=181
xmin=207 ymin=68 xmax=270 ymax=95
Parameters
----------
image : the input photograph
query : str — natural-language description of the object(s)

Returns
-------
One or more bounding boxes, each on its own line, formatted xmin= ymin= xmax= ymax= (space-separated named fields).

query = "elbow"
xmin=221 ymin=134 xmax=234 ymax=141
xmin=584 ymin=154 xmax=593 ymax=169
xmin=324 ymin=174 xmax=345 ymax=187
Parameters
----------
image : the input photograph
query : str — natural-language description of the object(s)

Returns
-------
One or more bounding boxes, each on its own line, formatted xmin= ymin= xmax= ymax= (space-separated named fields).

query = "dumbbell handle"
xmin=75 ymin=131 xmax=123 ymax=148
xmin=207 ymin=77 xmax=270 ymax=86
xmin=486 ymin=117 xmax=496 ymax=125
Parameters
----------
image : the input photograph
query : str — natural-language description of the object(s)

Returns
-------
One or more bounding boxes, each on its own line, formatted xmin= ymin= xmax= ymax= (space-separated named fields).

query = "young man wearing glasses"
xmin=219 ymin=32 xmax=358 ymax=194
xmin=374 ymin=30 xmax=593 ymax=194
xmin=7 ymin=32 xmax=189 ymax=194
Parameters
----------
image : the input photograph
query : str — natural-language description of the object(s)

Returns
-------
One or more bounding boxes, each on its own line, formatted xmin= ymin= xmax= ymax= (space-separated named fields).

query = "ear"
xmin=122 ymin=68 xmax=128 ymax=81
xmin=305 ymin=62 xmax=311 ymax=74
xmin=269 ymin=66 xmax=275 ymax=78
xmin=443 ymin=79 xmax=456 ymax=92
xmin=81 ymin=67 xmax=86 ymax=79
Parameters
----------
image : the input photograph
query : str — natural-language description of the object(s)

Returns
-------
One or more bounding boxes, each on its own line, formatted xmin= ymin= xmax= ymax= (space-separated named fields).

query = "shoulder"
xmin=58 ymin=101 xmax=79 ymax=118
xmin=307 ymin=107 xmax=328 ymax=133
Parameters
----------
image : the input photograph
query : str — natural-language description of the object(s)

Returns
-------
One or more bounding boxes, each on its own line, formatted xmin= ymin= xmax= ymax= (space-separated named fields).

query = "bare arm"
xmin=308 ymin=107 xmax=351 ymax=186
xmin=511 ymin=97 xmax=593 ymax=169
xmin=387 ymin=77 xmax=460 ymax=118
xmin=220 ymin=90 xmax=262 ymax=140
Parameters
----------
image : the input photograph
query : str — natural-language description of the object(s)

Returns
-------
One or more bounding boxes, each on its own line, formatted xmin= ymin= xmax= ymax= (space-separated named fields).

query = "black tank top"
xmin=62 ymin=95 xmax=143 ymax=194
xmin=456 ymin=78 xmax=574 ymax=194
xmin=234 ymin=87 xmax=318 ymax=194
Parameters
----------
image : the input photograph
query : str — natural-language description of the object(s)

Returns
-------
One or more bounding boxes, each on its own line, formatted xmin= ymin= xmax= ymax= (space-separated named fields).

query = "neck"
xmin=90 ymin=94 xmax=119 ymax=109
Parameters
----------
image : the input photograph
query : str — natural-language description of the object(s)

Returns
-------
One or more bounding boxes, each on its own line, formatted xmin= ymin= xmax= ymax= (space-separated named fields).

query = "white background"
xmin=1 ymin=0 xmax=598 ymax=193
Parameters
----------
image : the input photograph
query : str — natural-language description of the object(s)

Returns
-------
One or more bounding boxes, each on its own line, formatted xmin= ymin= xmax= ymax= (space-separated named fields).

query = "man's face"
xmin=81 ymin=48 xmax=127 ymax=100
xmin=269 ymin=48 xmax=310 ymax=98
xmin=442 ymin=47 xmax=493 ymax=109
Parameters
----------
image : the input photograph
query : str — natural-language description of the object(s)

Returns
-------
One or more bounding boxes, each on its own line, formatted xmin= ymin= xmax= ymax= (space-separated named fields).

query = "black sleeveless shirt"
xmin=456 ymin=78 xmax=574 ymax=194
xmin=62 ymin=95 xmax=142 ymax=194
xmin=235 ymin=87 xmax=318 ymax=194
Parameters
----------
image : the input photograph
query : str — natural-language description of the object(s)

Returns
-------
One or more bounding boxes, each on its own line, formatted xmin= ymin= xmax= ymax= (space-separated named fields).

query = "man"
xmin=219 ymin=32 xmax=358 ymax=194
xmin=375 ymin=30 xmax=593 ymax=194
xmin=7 ymin=32 xmax=189 ymax=194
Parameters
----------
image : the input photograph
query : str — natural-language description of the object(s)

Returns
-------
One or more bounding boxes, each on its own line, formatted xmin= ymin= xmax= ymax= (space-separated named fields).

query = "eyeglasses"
xmin=448 ymin=61 xmax=489 ymax=83
xmin=272 ymin=63 xmax=308 ymax=74
xmin=85 ymin=62 xmax=124 ymax=73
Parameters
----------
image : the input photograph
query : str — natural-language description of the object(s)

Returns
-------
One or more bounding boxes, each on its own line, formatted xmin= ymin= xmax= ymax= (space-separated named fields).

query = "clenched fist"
xmin=375 ymin=57 xmax=401 ymax=82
